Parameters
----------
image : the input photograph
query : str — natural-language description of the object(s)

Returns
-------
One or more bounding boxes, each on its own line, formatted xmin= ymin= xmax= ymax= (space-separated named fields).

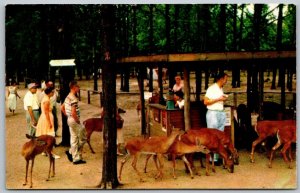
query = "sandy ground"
xmin=5 ymin=73 xmax=297 ymax=190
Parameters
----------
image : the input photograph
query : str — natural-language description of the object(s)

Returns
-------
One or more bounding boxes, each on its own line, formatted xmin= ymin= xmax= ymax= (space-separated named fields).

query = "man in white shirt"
xmin=204 ymin=72 xmax=228 ymax=164
xmin=23 ymin=83 xmax=40 ymax=136
xmin=174 ymin=90 xmax=184 ymax=109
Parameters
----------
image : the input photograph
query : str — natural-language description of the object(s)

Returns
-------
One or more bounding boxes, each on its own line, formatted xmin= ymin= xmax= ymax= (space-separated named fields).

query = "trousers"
xmin=67 ymin=117 xmax=87 ymax=162
xmin=206 ymin=109 xmax=226 ymax=161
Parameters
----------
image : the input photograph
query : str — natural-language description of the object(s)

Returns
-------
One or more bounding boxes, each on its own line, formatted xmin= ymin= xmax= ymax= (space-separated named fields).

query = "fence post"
xmin=88 ymin=90 xmax=90 ymax=104
xmin=99 ymin=92 xmax=103 ymax=107
xmin=233 ymin=92 xmax=237 ymax=108
xmin=78 ymin=89 xmax=81 ymax=101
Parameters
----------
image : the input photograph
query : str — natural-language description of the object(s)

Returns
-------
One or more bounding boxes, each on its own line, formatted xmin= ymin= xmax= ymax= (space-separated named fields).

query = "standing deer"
xmin=250 ymin=120 xmax=296 ymax=163
xmin=181 ymin=129 xmax=234 ymax=176
xmin=21 ymin=134 xmax=56 ymax=188
xmin=83 ymin=108 xmax=124 ymax=153
xmin=118 ymin=128 xmax=183 ymax=182
xmin=268 ymin=124 xmax=296 ymax=168
xmin=144 ymin=134 xmax=210 ymax=179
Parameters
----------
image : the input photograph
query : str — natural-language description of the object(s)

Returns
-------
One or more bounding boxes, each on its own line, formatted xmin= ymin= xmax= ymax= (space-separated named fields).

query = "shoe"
xmin=9 ymin=108 xmax=12 ymax=112
xmin=52 ymin=154 xmax=61 ymax=159
xmin=73 ymin=160 xmax=86 ymax=165
xmin=65 ymin=151 xmax=73 ymax=162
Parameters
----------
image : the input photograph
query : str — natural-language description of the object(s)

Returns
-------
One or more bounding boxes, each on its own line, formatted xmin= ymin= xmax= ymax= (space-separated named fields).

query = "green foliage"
xmin=5 ymin=4 xmax=296 ymax=81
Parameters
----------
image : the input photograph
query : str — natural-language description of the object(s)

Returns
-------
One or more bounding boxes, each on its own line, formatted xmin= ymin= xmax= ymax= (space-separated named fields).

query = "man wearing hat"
xmin=23 ymin=82 xmax=40 ymax=136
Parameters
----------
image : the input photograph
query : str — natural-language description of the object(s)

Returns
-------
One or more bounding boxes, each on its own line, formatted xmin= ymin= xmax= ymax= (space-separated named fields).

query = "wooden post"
xmin=258 ymin=60 xmax=264 ymax=120
xmin=195 ymin=68 xmax=202 ymax=102
xmin=88 ymin=90 xmax=91 ymax=104
xmin=78 ymin=89 xmax=81 ymax=101
xmin=183 ymin=67 xmax=191 ymax=131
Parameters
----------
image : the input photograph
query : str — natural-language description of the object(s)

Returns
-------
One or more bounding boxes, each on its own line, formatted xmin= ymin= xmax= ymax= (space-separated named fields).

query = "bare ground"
xmin=5 ymin=72 xmax=297 ymax=189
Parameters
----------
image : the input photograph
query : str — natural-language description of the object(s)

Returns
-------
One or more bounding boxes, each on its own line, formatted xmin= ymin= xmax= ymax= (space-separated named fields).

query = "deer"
xmin=118 ymin=128 xmax=183 ymax=182
xmin=181 ymin=129 xmax=235 ymax=176
xmin=83 ymin=108 xmax=124 ymax=153
xmin=250 ymin=120 xmax=296 ymax=163
xmin=268 ymin=124 xmax=296 ymax=169
xmin=143 ymin=134 xmax=210 ymax=179
xmin=21 ymin=134 xmax=56 ymax=188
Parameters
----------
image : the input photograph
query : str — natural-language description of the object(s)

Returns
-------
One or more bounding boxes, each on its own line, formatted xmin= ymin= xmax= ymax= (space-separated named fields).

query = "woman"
xmin=7 ymin=81 xmax=20 ymax=115
xmin=36 ymin=87 xmax=60 ymax=159
xmin=172 ymin=75 xmax=184 ymax=92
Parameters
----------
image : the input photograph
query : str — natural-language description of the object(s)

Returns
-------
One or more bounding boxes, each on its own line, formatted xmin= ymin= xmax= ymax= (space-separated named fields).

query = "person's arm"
xmin=27 ymin=106 xmax=37 ymax=126
xmin=44 ymin=101 xmax=53 ymax=128
xmin=204 ymin=95 xmax=227 ymax=106
xmin=61 ymin=103 xmax=67 ymax=116
xmin=71 ymin=103 xmax=80 ymax=124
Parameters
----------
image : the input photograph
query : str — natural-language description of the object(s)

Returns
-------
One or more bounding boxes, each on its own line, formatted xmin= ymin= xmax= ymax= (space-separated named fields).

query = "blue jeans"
xmin=206 ymin=109 xmax=226 ymax=161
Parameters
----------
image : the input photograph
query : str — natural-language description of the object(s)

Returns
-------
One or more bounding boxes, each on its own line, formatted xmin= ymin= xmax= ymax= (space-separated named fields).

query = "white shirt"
xmin=173 ymin=82 xmax=184 ymax=92
xmin=23 ymin=91 xmax=40 ymax=111
xmin=205 ymin=83 xmax=224 ymax=111
xmin=177 ymin=99 xmax=184 ymax=109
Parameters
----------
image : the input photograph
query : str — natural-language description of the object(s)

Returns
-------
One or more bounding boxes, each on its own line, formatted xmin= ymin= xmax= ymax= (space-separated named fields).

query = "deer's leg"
xmin=118 ymin=154 xmax=130 ymax=181
xmin=281 ymin=142 xmax=292 ymax=169
xmin=171 ymin=154 xmax=177 ymax=179
xmin=47 ymin=154 xmax=52 ymax=180
xmin=144 ymin=154 xmax=152 ymax=173
xmin=182 ymin=155 xmax=195 ymax=179
xmin=251 ymin=136 xmax=265 ymax=163
xmin=23 ymin=160 xmax=29 ymax=186
xmin=268 ymin=140 xmax=281 ymax=168
xmin=30 ymin=159 xmax=34 ymax=188
xmin=205 ymin=154 xmax=210 ymax=176
xmin=152 ymin=154 xmax=160 ymax=173
xmin=86 ymin=131 xmax=95 ymax=154
xmin=155 ymin=154 xmax=164 ymax=180
xmin=288 ymin=145 xmax=293 ymax=162
xmin=211 ymin=153 xmax=216 ymax=173
xmin=131 ymin=154 xmax=144 ymax=182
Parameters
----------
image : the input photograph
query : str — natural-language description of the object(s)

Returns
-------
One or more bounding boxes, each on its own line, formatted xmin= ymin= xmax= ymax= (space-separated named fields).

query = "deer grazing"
xmin=143 ymin=134 xmax=210 ymax=179
xmin=250 ymin=120 xmax=296 ymax=163
xmin=181 ymin=129 xmax=235 ymax=176
xmin=118 ymin=128 xmax=183 ymax=182
xmin=83 ymin=108 xmax=124 ymax=153
xmin=268 ymin=124 xmax=296 ymax=169
xmin=21 ymin=134 xmax=56 ymax=188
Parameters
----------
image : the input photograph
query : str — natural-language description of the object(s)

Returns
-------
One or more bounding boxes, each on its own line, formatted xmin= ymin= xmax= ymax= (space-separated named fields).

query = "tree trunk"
xmin=272 ymin=4 xmax=283 ymax=89
xmin=183 ymin=67 xmax=191 ymax=131
xmin=98 ymin=5 xmax=120 ymax=189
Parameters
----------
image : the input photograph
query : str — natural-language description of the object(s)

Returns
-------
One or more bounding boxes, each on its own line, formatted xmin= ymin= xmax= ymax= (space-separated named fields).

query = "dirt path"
xmin=5 ymin=76 xmax=297 ymax=190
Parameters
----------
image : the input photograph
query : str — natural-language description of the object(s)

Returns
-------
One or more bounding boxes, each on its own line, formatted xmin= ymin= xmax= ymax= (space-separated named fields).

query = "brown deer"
xmin=268 ymin=124 xmax=296 ymax=168
xmin=250 ymin=120 xmax=296 ymax=163
xmin=21 ymin=134 xmax=56 ymax=188
xmin=181 ymin=129 xmax=234 ymax=176
xmin=144 ymin=134 xmax=210 ymax=179
xmin=83 ymin=108 xmax=124 ymax=153
xmin=118 ymin=128 xmax=183 ymax=182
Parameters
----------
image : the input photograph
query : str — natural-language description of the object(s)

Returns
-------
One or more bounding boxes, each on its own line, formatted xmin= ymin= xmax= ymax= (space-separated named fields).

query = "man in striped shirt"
xmin=61 ymin=81 xmax=87 ymax=165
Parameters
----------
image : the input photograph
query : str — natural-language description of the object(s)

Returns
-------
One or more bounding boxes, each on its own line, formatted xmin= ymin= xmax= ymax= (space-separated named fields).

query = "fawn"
xmin=21 ymin=134 xmax=56 ymax=188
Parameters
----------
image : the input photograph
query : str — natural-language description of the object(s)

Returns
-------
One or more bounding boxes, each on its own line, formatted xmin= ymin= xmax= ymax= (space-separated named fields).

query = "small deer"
xmin=250 ymin=120 xmax=296 ymax=163
xmin=144 ymin=135 xmax=210 ymax=179
xmin=268 ymin=124 xmax=296 ymax=169
xmin=118 ymin=128 xmax=183 ymax=182
xmin=83 ymin=108 xmax=124 ymax=153
xmin=21 ymin=134 xmax=56 ymax=188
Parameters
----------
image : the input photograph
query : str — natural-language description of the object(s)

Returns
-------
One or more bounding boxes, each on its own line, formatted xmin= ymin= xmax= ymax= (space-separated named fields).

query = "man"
xmin=204 ymin=72 xmax=228 ymax=165
xmin=61 ymin=81 xmax=87 ymax=165
xmin=23 ymin=82 xmax=40 ymax=136
xmin=174 ymin=90 xmax=184 ymax=109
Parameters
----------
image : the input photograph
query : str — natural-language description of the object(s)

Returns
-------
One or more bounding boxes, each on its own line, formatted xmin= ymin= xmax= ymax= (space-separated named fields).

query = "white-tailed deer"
xmin=83 ymin=108 xmax=124 ymax=153
xmin=250 ymin=120 xmax=296 ymax=163
xmin=181 ymin=129 xmax=234 ymax=176
xmin=268 ymin=124 xmax=296 ymax=168
xmin=21 ymin=134 xmax=56 ymax=188
xmin=118 ymin=128 xmax=183 ymax=182
xmin=144 ymin=134 xmax=210 ymax=179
